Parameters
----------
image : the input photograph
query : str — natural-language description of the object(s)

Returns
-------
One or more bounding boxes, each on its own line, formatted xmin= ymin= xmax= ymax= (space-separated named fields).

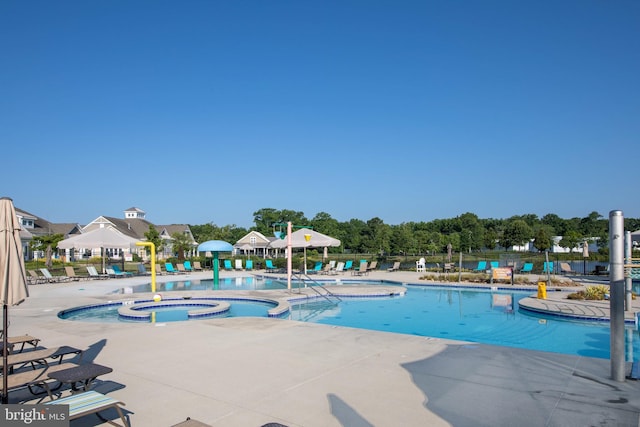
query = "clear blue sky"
xmin=2 ymin=1 xmax=638 ymax=228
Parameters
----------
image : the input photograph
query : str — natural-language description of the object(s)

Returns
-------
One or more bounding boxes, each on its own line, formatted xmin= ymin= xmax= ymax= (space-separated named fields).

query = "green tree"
xmin=31 ymin=234 xmax=64 ymax=267
xmin=532 ymin=227 xmax=552 ymax=252
xmin=170 ymin=232 xmax=193 ymax=261
xmin=143 ymin=225 xmax=164 ymax=259
xmin=500 ymin=220 xmax=532 ymax=250
xmin=559 ymin=230 xmax=582 ymax=254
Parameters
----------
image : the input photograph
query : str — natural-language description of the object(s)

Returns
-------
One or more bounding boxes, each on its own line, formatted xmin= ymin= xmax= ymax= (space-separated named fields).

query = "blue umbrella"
xmin=197 ymin=240 xmax=233 ymax=286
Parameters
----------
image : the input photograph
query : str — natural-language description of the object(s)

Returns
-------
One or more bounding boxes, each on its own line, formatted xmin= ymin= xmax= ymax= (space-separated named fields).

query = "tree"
xmin=31 ymin=234 xmax=64 ymax=267
xmin=143 ymin=225 xmax=164 ymax=260
xmin=500 ymin=220 xmax=532 ymax=250
xmin=559 ymin=230 xmax=582 ymax=254
xmin=532 ymin=227 xmax=552 ymax=252
xmin=170 ymin=232 xmax=193 ymax=261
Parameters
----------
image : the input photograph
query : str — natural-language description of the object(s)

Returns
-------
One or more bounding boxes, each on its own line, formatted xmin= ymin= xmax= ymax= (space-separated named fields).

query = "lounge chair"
xmin=235 ymin=259 xmax=244 ymax=270
xmin=176 ymin=263 xmax=188 ymax=273
xmin=352 ymin=261 xmax=368 ymax=276
xmin=387 ymin=261 xmax=400 ymax=272
xmin=27 ymin=270 xmax=46 ymax=284
xmin=0 ymin=333 xmax=40 ymax=353
xmin=319 ymin=263 xmax=335 ymax=275
xmin=155 ymin=264 xmax=165 ymax=275
xmin=183 ymin=260 xmax=194 ymax=272
xmin=265 ymin=259 xmax=279 ymax=273
xmin=63 ymin=266 xmax=82 ymax=281
xmin=416 ymin=258 xmax=426 ymax=272
xmin=543 ymin=262 xmax=554 ymax=274
xmin=86 ymin=266 xmax=109 ymax=280
xmin=40 ymin=268 xmax=68 ymax=283
xmin=1 ymin=362 xmax=79 ymax=398
xmin=111 ymin=265 xmax=133 ymax=277
xmin=560 ymin=262 xmax=577 ymax=275
xmin=223 ymin=260 xmax=233 ymax=271
xmin=45 ymin=390 xmax=129 ymax=427
xmin=192 ymin=261 xmax=203 ymax=271
xmin=334 ymin=261 xmax=345 ymax=273
xmin=105 ymin=267 xmax=125 ymax=278
xmin=473 ymin=261 xmax=487 ymax=272
xmin=137 ymin=263 xmax=151 ymax=276
xmin=367 ymin=261 xmax=378 ymax=272
xmin=308 ymin=261 xmax=323 ymax=274
xmin=343 ymin=260 xmax=353 ymax=271
xmin=519 ymin=262 xmax=533 ymax=274
xmin=593 ymin=264 xmax=609 ymax=275
xmin=490 ymin=261 xmax=499 ymax=269
xmin=165 ymin=263 xmax=180 ymax=274
xmin=245 ymin=260 xmax=253 ymax=270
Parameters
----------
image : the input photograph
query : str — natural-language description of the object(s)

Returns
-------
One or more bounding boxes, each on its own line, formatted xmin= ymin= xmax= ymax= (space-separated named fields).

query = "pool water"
xmin=120 ymin=277 xmax=289 ymax=293
xmin=66 ymin=277 xmax=640 ymax=360
xmin=289 ymin=285 xmax=639 ymax=361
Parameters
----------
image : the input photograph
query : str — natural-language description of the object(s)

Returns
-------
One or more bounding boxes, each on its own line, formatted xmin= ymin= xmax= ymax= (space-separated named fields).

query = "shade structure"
xmin=57 ymin=227 xmax=140 ymax=272
xmin=269 ymin=228 xmax=341 ymax=249
xmin=0 ymin=197 xmax=29 ymax=403
xmin=269 ymin=229 xmax=340 ymax=275
xmin=197 ymin=240 xmax=233 ymax=286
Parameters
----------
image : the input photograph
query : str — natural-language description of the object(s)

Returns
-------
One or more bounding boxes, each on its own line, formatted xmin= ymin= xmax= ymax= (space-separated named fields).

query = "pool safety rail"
xmin=292 ymin=271 xmax=342 ymax=305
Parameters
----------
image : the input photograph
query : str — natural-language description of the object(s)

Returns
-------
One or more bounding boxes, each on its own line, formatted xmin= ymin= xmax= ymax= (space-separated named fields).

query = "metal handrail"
xmin=292 ymin=272 xmax=341 ymax=305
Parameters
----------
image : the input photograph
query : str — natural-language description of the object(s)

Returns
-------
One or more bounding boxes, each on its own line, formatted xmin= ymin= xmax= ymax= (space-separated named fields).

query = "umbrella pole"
xmin=2 ymin=304 xmax=8 ymax=404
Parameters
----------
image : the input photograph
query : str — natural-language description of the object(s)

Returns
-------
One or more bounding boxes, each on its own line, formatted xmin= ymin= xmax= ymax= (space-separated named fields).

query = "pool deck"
xmin=6 ymin=268 xmax=640 ymax=426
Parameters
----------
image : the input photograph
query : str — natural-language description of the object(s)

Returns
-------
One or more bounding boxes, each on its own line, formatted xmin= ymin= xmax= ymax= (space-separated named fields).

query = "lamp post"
xmin=135 ymin=242 xmax=156 ymax=293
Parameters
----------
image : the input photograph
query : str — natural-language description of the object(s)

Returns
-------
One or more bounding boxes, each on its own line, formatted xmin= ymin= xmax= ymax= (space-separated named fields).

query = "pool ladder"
xmin=293 ymin=272 xmax=341 ymax=305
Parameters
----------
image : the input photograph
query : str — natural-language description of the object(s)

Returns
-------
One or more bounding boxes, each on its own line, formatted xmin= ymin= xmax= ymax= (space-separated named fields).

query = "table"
xmin=47 ymin=362 xmax=113 ymax=392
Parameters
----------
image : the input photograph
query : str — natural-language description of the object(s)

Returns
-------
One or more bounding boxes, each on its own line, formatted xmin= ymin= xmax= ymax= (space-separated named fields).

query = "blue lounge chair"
xmin=245 ymin=260 xmax=253 ymax=270
xmin=543 ymin=262 xmax=554 ymax=274
xmin=183 ymin=261 xmax=193 ymax=272
xmin=223 ymin=259 xmax=233 ymax=271
xmin=265 ymin=259 xmax=279 ymax=273
xmin=111 ymin=265 xmax=133 ymax=276
xmin=474 ymin=261 xmax=487 ymax=272
xmin=308 ymin=261 xmax=323 ymax=274
xmin=165 ymin=263 xmax=180 ymax=274
xmin=344 ymin=260 xmax=353 ymax=271
xmin=519 ymin=262 xmax=533 ymax=273
xmin=137 ymin=263 xmax=150 ymax=276
xmin=490 ymin=261 xmax=499 ymax=270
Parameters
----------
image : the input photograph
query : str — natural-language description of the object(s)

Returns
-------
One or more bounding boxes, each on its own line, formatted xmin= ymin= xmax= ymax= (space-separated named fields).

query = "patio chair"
xmin=155 ymin=264 xmax=166 ymax=275
xmin=519 ymin=262 xmax=533 ymax=274
xmin=265 ymin=259 xmax=278 ymax=273
xmin=86 ymin=266 xmax=109 ymax=279
xmin=137 ymin=263 xmax=151 ymax=276
xmin=352 ymin=261 xmax=368 ymax=276
xmin=343 ymin=260 xmax=354 ymax=271
xmin=560 ymin=262 xmax=577 ymax=275
xmin=334 ymin=261 xmax=345 ymax=273
xmin=223 ymin=260 xmax=233 ymax=271
xmin=64 ymin=266 xmax=82 ymax=281
xmin=27 ymin=270 xmax=46 ymax=284
xmin=543 ymin=262 xmax=554 ymax=274
xmin=490 ymin=261 xmax=499 ymax=269
xmin=183 ymin=260 xmax=194 ymax=272
xmin=234 ymin=259 xmax=244 ymax=270
xmin=176 ymin=263 xmax=188 ymax=273
xmin=111 ymin=265 xmax=133 ymax=277
xmin=0 ymin=333 xmax=40 ymax=353
xmin=387 ymin=261 xmax=400 ymax=272
xmin=319 ymin=263 xmax=335 ymax=275
xmin=308 ymin=261 xmax=323 ymax=274
xmin=165 ymin=263 xmax=180 ymax=274
xmin=416 ymin=258 xmax=426 ymax=272
xmin=105 ymin=267 xmax=126 ymax=278
xmin=192 ymin=261 xmax=203 ymax=271
xmin=40 ymin=268 xmax=68 ymax=283
xmin=473 ymin=261 xmax=487 ymax=272
xmin=45 ymin=390 xmax=129 ymax=427
xmin=245 ymin=259 xmax=253 ymax=270
xmin=367 ymin=260 xmax=378 ymax=272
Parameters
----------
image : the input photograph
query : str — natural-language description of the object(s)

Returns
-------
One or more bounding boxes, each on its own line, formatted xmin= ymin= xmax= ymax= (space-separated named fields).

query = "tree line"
xmin=190 ymin=209 xmax=640 ymax=257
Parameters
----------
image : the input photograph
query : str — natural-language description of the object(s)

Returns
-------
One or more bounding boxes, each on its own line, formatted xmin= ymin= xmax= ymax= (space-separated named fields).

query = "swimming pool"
xmin=64 ymin=278 xmax=640 ymax=361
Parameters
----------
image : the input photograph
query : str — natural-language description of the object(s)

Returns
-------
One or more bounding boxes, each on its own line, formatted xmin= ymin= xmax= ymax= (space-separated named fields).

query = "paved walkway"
xmin=5 ymin=268 xmax=640 ymax=427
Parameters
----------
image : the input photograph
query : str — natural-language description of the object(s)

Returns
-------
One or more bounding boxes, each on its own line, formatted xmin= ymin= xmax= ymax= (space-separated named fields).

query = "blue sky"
xmin=2 ymin=1 xmax=638 ymax=228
